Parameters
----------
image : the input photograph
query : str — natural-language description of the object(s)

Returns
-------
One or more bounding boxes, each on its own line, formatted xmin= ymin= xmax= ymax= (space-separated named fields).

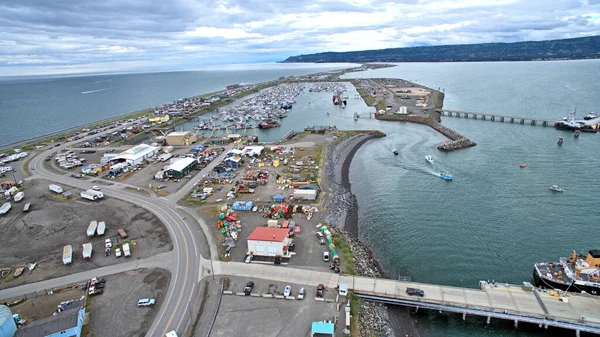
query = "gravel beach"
xmin=321 ymin=132 xmax=421 ymax=337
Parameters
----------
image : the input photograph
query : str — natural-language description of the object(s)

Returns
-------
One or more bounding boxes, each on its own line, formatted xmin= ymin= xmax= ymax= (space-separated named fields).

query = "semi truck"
xmin=82 ymin=243 xmax=93 ymax=259
xmin=49 ymin=184 xmax=63 ymax=194
xmin=87 ymin=221 xmax=98 ymax=237
xmin=96 ymin=221 xmax=106 ymax=236
xmin=62 ymin=245 xmax=73 ymax=265
xmin=123 ymin=243 xmax=131 ymax=257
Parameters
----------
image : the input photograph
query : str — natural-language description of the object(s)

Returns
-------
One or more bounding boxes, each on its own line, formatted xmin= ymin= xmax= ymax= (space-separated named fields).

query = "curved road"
xmin=28 ymin=144 xmax=202 ymax=337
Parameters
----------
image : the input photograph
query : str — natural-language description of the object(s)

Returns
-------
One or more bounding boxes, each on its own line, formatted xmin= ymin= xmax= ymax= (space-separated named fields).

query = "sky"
xmin=1 ymin=0 xmax=599 ymax=76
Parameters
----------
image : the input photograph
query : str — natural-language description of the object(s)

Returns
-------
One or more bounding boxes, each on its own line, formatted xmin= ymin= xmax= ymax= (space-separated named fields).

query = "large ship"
xmin=533 ymin=250 xmax=600 ymax=295
xmin=258 ymin=120 xmax=280 ymax=129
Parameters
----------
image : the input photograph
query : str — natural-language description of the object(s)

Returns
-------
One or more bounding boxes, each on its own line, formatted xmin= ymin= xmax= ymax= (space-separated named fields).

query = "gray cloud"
xmin=0 ymin=0 xmax=598 ymax=75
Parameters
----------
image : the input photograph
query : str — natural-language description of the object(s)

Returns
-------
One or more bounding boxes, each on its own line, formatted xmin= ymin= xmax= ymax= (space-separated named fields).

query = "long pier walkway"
xmin=339 ymin=275 xmax=600 ymax=336
xmin=438 ymin=109 xmax=558 ymax=126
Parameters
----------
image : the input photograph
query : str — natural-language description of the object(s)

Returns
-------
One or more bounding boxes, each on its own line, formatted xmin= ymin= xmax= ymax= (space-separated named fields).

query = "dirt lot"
xmin=212 ymin=276 xmax=341 ymax=337
xmin=7 ymin=286 xmax=86 ymax=322
xmin=0 ymin=179 xmax=172 ymax=289
xmin=89 ymin=268 xmax=170 ymax=337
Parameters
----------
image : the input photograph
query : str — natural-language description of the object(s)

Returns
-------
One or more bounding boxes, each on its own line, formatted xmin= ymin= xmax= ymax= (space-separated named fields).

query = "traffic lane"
xmin=30 ymin=155 xmax=199 ymax=337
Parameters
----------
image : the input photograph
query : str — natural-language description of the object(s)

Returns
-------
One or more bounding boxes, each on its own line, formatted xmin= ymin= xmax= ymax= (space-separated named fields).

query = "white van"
xmin=137 ymin=298 xmax=156 ymax=307
xmin=323 ymin=251 xmax=330 ymax=262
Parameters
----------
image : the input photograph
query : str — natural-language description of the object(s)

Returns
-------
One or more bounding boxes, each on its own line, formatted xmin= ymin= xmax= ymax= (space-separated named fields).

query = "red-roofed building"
xmin=247 ymin=227 xmax=293 ymax=257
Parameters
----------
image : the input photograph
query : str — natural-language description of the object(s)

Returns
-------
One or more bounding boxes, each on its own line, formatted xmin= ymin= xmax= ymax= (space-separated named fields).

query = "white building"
xmin=242 ymin=146 xmax=264 ymax=157
xmin=110 ymin=144 xmax=159 ymax=166
xmin=247 ymin=227 xmax=293 ymax=257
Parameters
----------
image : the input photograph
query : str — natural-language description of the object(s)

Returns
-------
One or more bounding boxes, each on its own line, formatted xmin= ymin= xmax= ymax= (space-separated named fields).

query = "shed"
xmin=0 ymin=180 xmax=15 ymax=190
xmin=311 ymin=321 xmax=334 ymax=337
xmin=62 ymin=191 xmax=72 ymax=199
xmin=272 ymin=194 xmax=285 ymax=202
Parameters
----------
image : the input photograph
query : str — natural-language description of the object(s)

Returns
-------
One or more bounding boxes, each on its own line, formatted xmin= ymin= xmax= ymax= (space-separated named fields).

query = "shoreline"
xmin=321 ymin=131 xmax=420 ymax=337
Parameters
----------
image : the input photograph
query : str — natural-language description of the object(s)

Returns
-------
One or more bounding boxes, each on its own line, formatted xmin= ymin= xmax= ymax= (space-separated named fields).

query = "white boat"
xmin=425 ymin=155 xmax=433 ymax=164
xmin=549 ymin=185 xmax=564 ymax=192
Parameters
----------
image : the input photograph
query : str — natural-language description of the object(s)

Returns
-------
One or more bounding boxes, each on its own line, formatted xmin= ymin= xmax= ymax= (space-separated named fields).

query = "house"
xmin=15 ymin=299 xmax=85 ymax=337
xmin=224 ymin=156 xmax=242 ymax=168
xmin=246 ymin=227 xmax=293 ymax=257
xmin=311 ymin=321 xmax=335 ymax=337
xmin=226 ymin=149 xmax=243 ymax=157
xmin=166 ymin=131 xmax=197 ymax=146
xmin=164 ymin=157 xmax=197 ymax=178
xmin=148 ymin=115 xmax=170 ymax=123
xmin=109 ymin=144 xmax=159 ymax=166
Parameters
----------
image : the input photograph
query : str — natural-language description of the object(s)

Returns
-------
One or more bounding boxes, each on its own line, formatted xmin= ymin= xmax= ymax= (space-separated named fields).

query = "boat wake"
xmin=81 ymin=87 xmax=114 ymax=94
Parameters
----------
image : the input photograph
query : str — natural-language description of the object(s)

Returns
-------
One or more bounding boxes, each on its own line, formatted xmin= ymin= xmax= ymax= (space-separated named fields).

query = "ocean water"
xmin=0 ymin=63 xmax=357 ymax=147
xmin=344 ymin=60 xmax=600 ymax=336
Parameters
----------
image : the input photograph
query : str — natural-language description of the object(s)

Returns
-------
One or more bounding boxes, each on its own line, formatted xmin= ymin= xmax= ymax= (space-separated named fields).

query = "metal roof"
xmin=247 ymin=227 xmax=289 ymax=242
xmin=311 ymin=321 xmax=334 ymax=335
xmin=0 ymin=305 xmax=13 ymax=326
xmin=15 ymin=300 xmax=84 ymax=337
xmin=166 ymin=157 xmax=196 ymax=172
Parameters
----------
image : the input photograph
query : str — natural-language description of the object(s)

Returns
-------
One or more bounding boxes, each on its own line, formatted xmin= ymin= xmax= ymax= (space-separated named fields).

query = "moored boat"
xmin=258 ymin=120 xmax=280 ymax=129
xmin=533 ymin=250 xmax=600 ymax=295
xmin=574 ymin=130 xmax=580 ymax=138
xmin=557 ymin=137 xmax=564 ymax=145
xmin=392 ymin=149 xmax=398 ymax=155
xmin=549 ymin=185 xmax=564 ymax=192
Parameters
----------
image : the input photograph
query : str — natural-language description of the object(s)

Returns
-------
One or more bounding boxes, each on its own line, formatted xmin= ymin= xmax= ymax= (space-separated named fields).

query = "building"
xmin=166 ymin=131 xmax=197 ymax=146
xmin=224 ymin=156 xmax=242 ymax=168
xmin=148 ymin=115 xmax=170 ymax=123
xmin=293 ymin=185 xmax=318 ymax=201
xmin=15 ymin=299 xmax=85 ymax=337
xmin=311 ymin=321 xmax=335 ymax=337
xmin=110 ymin=144 xmax=159 ymax=166
xmin=241 ymin=146 xmax=264 ymax=157
xmin=164 ymin=157 xmax=197 ymax=178
xmin=0 ymin=305 xmax=17 ymax=337
xmin=226 ymin=149 xmax=243 ymax=157
xmin=246 ymin=227 xmax=292 ymax=257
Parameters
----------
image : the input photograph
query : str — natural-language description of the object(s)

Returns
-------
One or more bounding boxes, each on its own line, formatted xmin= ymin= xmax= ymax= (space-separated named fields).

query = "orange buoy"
xmin=520 ymin=163 xmax=526 ymax=168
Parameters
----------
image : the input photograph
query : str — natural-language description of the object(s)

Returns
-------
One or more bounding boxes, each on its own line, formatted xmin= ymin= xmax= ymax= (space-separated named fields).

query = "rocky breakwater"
xmin=376 ymin=113 xmax=477 ymax=152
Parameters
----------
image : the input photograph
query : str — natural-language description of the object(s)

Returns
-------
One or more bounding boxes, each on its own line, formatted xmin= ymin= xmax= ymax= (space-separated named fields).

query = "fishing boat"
xmin=557 ymin=137 xmax=564 ymax=145
xmin=258 ymin=120 xmax=280 ymax=129
xmin=574 ymin=130 xmax=580 ymax=138
xmin=533 ymin=250 xmax=600 ymax=295
xmin=439 ymin=172 xmax=453 ymax=181
xmin=392 ymin=149 xmax=398 ymax=155
xmin=425 ymin=155 xmax=433 ymax=164
xmin=549 ymin=185 xmax=564 ymax=192
xmin=555 ymin=110 xmax=582 ymax=130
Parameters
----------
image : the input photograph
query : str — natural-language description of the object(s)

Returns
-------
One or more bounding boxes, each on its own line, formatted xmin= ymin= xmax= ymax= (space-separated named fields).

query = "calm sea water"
xmin=344 ymin=60 xmax=600 ymax=337
xmin=0 ymin=63 xmax=356 ymax=147
xmin=2 ymin=60 xmax=599 ymax=336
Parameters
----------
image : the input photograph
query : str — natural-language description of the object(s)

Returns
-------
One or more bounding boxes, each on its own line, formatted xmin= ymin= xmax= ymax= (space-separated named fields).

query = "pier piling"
xmin=487 ymin=316 xmax=491 ymax=325
xmin=514 ymin=320 xmax=519 ymax=328
xmin=463 ymin=312 xmax=467 ymax=321
xmin=500 ymin=117 xmax=504 ymax=122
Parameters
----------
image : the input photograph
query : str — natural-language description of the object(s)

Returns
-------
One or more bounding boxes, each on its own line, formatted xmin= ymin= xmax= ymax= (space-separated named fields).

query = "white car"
xmin=297 ymin=287 xmax=305 ymax=300
xmin=115 ymin=248 xmax=122 ymax=257
xmin=283 ymin=285 xmax=292 ymax=297
xmin=92 ymin=186 xmax=101 ymax=191
xmin=104 ymin=239 xmax=112 ymax=248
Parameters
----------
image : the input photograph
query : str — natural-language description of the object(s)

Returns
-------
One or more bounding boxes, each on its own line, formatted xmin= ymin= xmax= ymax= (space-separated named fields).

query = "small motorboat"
xmin=549 ymin=185 xmax=564 ymax=192
xmin=574 ymin=130 xmax=580 ymax=138
xmin=439 ymin=172 xmax=453 ymax=181
xmin=557 ymin=137 xmax=564 ymax=145
xmin=392 ymin=149 xmax=399 ymax=155
xmin=425 ymin=155 xmax=434 ymax=164
xmin=519 ymin=163 xmax=526 ymax=168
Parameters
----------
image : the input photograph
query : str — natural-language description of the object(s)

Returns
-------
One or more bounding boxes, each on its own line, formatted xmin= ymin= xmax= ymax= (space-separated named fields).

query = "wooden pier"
xmin=437 ymin=109 xmax=558 ymax=126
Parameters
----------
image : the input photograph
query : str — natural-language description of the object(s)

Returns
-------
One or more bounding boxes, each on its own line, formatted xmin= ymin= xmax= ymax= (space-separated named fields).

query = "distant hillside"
xmin=283 ymin=36 xmax=600 ymax=63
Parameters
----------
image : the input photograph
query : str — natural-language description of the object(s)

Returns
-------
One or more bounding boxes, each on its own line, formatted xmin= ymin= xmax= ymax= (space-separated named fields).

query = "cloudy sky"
xmin=1 ymin=0 xmax=599 ymax=76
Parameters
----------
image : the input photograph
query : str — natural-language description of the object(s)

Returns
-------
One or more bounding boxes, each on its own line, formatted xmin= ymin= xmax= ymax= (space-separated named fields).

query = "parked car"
xmin=115 ymin=248 xmax=122 ymax=257
xmin=323 ymin=251 xmax=330 ymax=262
xmin=245 ymin=254 xmax=253 ymax=263
xmin=297 ymin=287 xmax=305 ymax=300
xmin=104 ymin=239 xmax=112 ymax=248
xmin=283 ymin=285 xmax=292 ymax=297
xmin=406 ymin=288 xmax=425 ymax=297
xmin=316 ymin=284 xmax=324 ymax=298
xmin=157 ymin=184 xmax=166 ymax=189
xmin=137 ymin=298 xmax=156 ymax=307
xmin=92 ymin=186 xmax=101 ymax=191
xmin=316 ymin=232 xmax=324 ymax=239
xmin=244 ymin=281 xmax=254 ymax=295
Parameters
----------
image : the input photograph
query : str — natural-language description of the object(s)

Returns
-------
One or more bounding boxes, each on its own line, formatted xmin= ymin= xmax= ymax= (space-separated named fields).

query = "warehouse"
xmin=164 ymin=157 xmax=197 ymax=178
xmin=15 ymin=299 xmax=85 ymax=337
xmin=246 ymin=227 xmax=293 ymax=257
xmin=166 ymin=131 xmax=197 ymax=146
xmin=293 ymin=185 xmax=319 ymax=201
xmin=110 ymin=144 xmax=158 ymax=166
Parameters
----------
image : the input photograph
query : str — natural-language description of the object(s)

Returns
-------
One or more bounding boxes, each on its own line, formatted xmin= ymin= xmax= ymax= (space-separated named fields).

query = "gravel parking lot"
xmin=89 ymin=268 xmax=170 ymax=337
xmin=212 ymin=276 xmax=340 ymax=337
xmin=0 ymin=179 xmax=172 ymax=289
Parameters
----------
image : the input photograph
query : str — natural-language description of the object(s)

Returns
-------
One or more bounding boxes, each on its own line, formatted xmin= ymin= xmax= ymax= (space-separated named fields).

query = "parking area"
xmin=212 ymin=276 xmax=341 ymax=337
xmin=89 ymin=268 xmax=170 ymax=337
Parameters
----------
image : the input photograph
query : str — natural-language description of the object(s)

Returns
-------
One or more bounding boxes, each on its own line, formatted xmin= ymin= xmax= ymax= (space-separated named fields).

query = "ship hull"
xmin=533 ymin=268 xmax=600 ymax=295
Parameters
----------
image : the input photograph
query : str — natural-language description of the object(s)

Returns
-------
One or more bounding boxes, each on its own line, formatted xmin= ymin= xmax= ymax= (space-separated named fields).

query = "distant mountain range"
xmin=282 ymin=36 xmax=600 ymax=63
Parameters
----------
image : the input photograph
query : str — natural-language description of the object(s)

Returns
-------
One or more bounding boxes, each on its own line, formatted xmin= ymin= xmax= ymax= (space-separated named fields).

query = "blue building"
xmin=224 ymin=156 xmax=242 ymax=168
xmin=15 ymin=299 xmax=85 ymax=337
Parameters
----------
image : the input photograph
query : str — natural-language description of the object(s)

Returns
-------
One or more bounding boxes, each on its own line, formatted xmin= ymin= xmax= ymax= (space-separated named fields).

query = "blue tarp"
xmin=272 ymin=194 xmax=285 ymax=202
xmin=232 ymin=201 xmax=254 ymax=211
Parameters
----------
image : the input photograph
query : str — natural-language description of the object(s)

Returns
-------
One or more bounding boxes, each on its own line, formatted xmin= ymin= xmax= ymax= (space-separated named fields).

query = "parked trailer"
xmin=117 ymin=228 xmax=128 ymax=238
xmin=86 ymin=190 xmax=104 ymax=199
xmin=49 ymin=184 xmax=64 ymax=193
xmin=123 ymin=243 xmax=131 ymax=257
xmin=82 ymin=243 xmax=93 ymax=259
xmin=87 ymin=221 xmax=98 ymax=237
xmin=23 ymin=202 xmax=31 ymax=212
xmin=13 ymin=191 xmax=24 ymax=202
xmin=63 ymin=245 xmax=73 ymax=264
xmin=81 ymin=191 xmax=98 ymax=201
xmin=0 ymin=202 xmax=11 ymax=215
xmin=96 ymin=221 xmax=106 ymax=236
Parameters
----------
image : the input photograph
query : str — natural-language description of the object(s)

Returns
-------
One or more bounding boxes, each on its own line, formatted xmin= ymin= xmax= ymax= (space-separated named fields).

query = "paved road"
xmin=28 ymin=133 xmax=204 ymax=337
xmin=0 ymin=252 xmax=173 ymax=301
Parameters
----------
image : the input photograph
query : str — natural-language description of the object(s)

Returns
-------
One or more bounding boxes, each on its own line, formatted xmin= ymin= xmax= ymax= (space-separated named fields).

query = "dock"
xmin=438 ymin=109 xmax=558 ymax=126
xmin=339 ymin=275 xmax=600 ymax=336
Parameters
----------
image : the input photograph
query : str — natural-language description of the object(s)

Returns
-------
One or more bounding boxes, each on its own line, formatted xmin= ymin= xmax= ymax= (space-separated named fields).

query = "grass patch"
xmin=349 ymin=292 xmax=361 ymax=337
xmin=375 ymin=101 xmax=387 ymax=111
xmin=357 ymin=88 xmax=375 ymax=105
xmin=331 ymin=231 xmax=355 ymax=275
xmin=82 ymin=295 xmax=93 ymax=336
